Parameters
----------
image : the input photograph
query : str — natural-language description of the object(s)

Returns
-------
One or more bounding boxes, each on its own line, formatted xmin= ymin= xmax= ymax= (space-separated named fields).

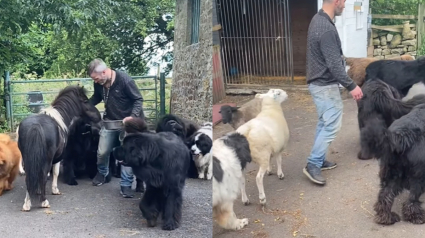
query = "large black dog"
xmin=361 ymin=104 xmax=425 ymax=225
xmin=62 ymin=118 xmax=100 ymax=185
xmin=357 ymin=79 xmax=425 ymax=160
xmin=155 ymin=114 xmax=200 ymax=178
xmin=113 ymin=118 xmax=190 ymax=230
xmin=365 ymin=57 xmax=425 ymax=96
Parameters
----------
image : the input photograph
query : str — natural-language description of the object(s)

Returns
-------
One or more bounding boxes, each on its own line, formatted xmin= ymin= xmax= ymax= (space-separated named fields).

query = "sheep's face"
xmin=219 ymin=105 xmax=240 ymax=124
xmin=255 ymin=89 xmax=288 ymax=103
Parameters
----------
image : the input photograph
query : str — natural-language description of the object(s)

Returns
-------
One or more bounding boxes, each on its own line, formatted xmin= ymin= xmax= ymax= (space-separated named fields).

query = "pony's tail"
xmin=21 ymin=124 xmax=47 ymax=203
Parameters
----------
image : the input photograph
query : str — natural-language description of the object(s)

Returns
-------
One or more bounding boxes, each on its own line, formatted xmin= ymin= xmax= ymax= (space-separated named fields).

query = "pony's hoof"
xmin=52 ymin=187 xmax=61 ymax=195
xmin=260 ymin=197 xmax=267 ymax=205
xmin=22 ymin=204 xmax=31 ymax=212
xmin=41 ymin=200 xmax=50 ymax=208
xmin=242 ymin=199 xmax=250 ymax=206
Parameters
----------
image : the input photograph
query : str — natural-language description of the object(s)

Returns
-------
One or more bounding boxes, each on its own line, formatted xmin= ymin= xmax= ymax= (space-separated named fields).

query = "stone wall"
xmin=171 ymin=0 xmax=213 ymax=124
xmin=372 ymin=21 xmax=417 ymax=59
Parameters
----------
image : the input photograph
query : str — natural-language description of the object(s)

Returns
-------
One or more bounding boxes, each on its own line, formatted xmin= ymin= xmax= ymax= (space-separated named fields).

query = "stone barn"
xmin=171 ymin=0 xmax=213 ymax=124
xmin=215 ymin=0 xmax=370 ymax=86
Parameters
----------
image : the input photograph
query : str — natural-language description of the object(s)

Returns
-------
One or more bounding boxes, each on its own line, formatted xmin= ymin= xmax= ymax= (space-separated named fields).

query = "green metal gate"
xmin=3 ymin=71 xmax=167 ymax=131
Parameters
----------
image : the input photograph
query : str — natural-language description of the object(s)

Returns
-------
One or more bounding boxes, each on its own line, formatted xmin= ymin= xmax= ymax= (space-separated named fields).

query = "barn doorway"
xmin=216 ymin=0 xmax=317 ymax=86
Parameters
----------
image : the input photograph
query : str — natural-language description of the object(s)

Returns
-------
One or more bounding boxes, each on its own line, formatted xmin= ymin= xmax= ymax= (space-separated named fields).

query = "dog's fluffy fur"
xmin=365 ymin=56 xmax=425 ymax=96
xmin=0 ymin=133 xmax=22 ymax=196
xmin=356 ymin=79 xmax=425 ymax=160
xmin=213 ymin=132 xmax=252 ymax=230
xmin=155 ymin=114 xmax=199 ymax=178
xmin=187 ymin=122 xmax=213 ymax=179
xmin=361 ymin=104 xmax=425 ymax=225
xmin=236 ymin=89 xmax=290 ymax=206
xmin=345 ymin=55 xmax=414 ymax=87
xmin=113 ymin=118 xmax=190 ymax=230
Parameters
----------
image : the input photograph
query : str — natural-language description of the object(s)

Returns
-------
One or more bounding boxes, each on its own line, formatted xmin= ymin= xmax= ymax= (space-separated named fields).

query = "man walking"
xmin=304 ymin=0 xmax=363 ymax=185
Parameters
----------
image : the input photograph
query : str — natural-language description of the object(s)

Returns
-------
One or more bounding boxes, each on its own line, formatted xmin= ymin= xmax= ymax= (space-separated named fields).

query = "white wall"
xmin=317 ymin=0 xmax=369 ymax=58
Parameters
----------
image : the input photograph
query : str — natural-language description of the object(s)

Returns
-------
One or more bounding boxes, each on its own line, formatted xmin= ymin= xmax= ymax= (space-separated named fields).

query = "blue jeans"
xmin=307 ymin=83 xmax=343 ymax=168
xmin=97 ymin=127 xmax=135 ymax=187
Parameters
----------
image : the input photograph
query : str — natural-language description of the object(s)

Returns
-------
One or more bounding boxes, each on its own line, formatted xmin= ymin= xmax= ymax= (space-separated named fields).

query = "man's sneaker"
xmin=120 ymin=186 xmax=134 ymax=198
xmin=321 ymin=160 xmax=337 ymax=171
xmin=92 ymin=172 xmax=111 ymax=186
xmin=303 ymin=163 xmax=326 ymax=185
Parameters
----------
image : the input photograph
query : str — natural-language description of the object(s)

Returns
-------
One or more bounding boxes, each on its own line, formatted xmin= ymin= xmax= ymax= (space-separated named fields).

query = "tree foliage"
xmin=0 ymin=0 xmax=175 ymax=78
xmin=370 ymin=0 xmax=422 ymax=25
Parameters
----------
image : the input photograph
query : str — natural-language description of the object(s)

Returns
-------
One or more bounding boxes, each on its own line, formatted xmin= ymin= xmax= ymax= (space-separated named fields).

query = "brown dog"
xmin=0 ymin=133 xmax=22 ymax=195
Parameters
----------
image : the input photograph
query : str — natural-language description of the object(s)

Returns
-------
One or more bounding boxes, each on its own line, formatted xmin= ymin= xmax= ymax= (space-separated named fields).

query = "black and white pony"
xmin=17 ymin=85 xmax=101 ymax=211
xmin=356 ymin=78 xmax=425 ymax=160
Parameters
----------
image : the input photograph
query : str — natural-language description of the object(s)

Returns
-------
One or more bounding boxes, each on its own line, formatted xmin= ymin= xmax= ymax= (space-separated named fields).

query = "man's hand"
xmin=123 ymin=116 xmax=133 ymax=123
xmin=350 ymin=86 xmax=363 ymax=101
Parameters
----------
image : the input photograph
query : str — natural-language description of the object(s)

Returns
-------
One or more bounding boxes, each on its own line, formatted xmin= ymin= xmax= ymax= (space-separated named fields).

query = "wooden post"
xmin=418 ymin=3 xmax=425 ymax=51
xmin=367 ymin=8 xmax=374 ymax=57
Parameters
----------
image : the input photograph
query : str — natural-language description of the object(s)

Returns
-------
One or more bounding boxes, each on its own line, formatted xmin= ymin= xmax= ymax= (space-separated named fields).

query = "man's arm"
xmin=320 ymin=31 xmax=357 ymax=91
xmin=124 ymin=79 xmax=145 ymax=118
xmin=88 ymin=83 xmax=102 ymax=106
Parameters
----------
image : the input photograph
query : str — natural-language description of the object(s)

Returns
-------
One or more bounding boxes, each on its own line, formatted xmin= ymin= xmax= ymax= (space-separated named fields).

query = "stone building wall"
xmin=171 ymin=0 xmax=213 ymax=124
xmin=372 ymin=21 xmax=417 ymax=59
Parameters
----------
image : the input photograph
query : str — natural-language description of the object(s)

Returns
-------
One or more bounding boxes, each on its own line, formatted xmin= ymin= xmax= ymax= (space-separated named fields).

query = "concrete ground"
xmin=0 ymin=173 xmax=212 ymax=238
xmin=213 ymin=92 xmax=425 ymax=238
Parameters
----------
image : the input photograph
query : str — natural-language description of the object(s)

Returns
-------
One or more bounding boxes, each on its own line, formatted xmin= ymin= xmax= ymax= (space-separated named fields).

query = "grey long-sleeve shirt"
xmin=306 ymin=9 xmax=356 ymax=91
xmin=89 ymin=70 xmax=145 ymax=120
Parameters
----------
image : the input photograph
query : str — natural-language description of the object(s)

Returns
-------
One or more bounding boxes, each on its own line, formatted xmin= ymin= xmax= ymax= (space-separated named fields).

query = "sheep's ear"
xmin=231 ymin=106 xmax=240 ymax=112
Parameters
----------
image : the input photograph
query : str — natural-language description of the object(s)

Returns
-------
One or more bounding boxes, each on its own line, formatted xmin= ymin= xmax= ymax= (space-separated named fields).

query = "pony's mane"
xmin=40 ymin=85 xmax=89 ymax=133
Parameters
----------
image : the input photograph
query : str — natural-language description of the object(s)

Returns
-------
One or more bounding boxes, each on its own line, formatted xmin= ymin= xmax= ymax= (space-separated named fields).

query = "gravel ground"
xmin=0 ymin=173 xmax=212 ymax=238
xmin=213 ymin=92 xmax=425 ymax=238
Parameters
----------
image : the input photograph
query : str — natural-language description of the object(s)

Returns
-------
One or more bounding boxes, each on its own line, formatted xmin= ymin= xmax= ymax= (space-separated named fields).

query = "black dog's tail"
xmin=360 ymin=116 xmax=392 ymax=159
xmin=21 ymin=124 xmax=47 ymax=203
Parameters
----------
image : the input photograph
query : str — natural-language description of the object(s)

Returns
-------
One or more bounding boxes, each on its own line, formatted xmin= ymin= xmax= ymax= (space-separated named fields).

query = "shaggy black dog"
xmin=113 ymin=118 xmax=190 ymax=230
xmin=365 ymin=57 xmax=425 ymax=96
xmin=357 ymin=78 xmax=425 ymax=160
xmin=361 ymin=103 xmax=425 ymax=225
xmin=62 ymin=118 xmax=100 ymax=185
xmin=155 ymin=114 xmax=200 ymax=178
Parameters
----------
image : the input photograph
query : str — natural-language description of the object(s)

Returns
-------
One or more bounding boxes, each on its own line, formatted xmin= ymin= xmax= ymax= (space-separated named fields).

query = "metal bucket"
xmin=102 ymin=120 xmax=123 ymax=130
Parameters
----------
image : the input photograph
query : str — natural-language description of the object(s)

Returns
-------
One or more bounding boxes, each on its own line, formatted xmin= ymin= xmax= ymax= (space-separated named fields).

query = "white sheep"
xmin=236 ymin=89 xmax=290 ymax=207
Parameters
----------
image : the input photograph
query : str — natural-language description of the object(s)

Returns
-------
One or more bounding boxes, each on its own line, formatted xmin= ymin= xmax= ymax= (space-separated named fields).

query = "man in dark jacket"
xmin=304 ymin=0 xmax=363 ymax=185
xmin=87 ymin=58 xmax=145 ymax=198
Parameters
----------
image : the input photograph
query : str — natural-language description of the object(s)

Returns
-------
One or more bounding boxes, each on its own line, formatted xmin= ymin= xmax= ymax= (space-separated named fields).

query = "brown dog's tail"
xmin=124 ymin=117 xmax=149 ymax=133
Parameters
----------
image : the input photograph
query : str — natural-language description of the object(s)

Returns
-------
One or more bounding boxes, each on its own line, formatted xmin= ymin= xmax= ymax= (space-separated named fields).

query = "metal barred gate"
xmin=3 ymin=71 xmax=167 ymax=131
xmin=216 ymin=0 xmax=294 ymax=86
